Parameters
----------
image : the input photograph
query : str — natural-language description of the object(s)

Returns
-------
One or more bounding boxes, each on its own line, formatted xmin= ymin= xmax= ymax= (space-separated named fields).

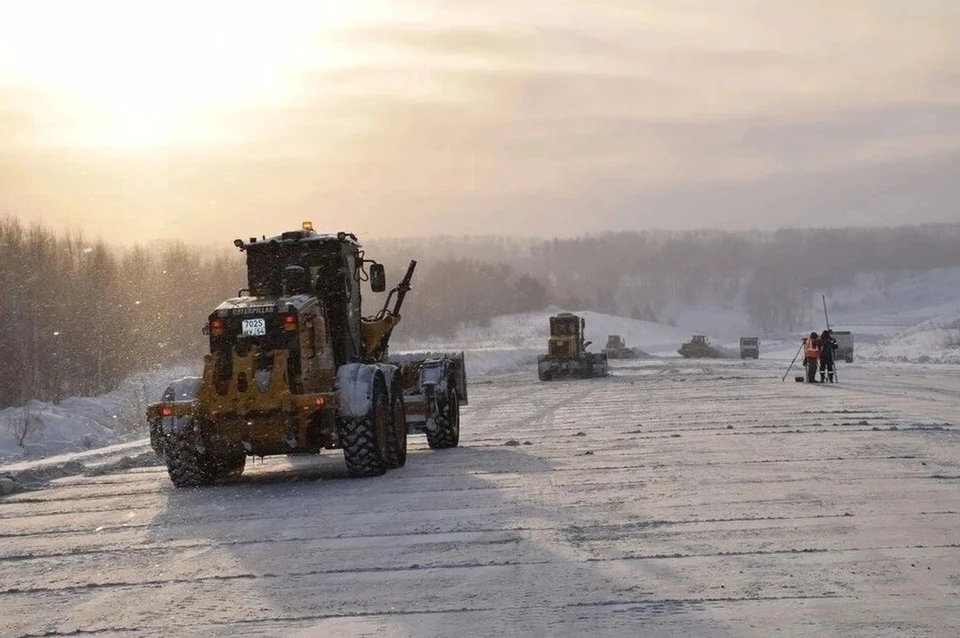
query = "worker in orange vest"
xmin=803 ymin=332 xmax=820 ymax=383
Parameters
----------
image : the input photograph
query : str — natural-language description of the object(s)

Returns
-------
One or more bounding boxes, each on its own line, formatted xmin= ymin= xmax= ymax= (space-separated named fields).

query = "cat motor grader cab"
xmin=537 ymin=312 xmax=609 ymax=381
xmin=147 ymin=222 xmax=466 ymax=487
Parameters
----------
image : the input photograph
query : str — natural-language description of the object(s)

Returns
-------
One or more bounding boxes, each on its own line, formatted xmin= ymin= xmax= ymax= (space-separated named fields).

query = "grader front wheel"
xmin=164 ymin=435 xmax=217 ymax=488
xmin=339 ymin=376 xmax=390 ymax=477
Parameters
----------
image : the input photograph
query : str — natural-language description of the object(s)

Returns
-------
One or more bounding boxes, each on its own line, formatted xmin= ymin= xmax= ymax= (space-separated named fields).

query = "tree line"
xmin=371 ymin=223 xmax=960 ymax=336
xmin=0 ymin=216 xmax=241 ymax=408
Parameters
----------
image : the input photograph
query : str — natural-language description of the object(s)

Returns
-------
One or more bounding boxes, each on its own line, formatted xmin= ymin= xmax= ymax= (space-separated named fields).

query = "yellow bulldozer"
xmin=147 ymin=223 xmax=466 ymax=487
xmin=537 ymin=312 xmax=609 ymax=381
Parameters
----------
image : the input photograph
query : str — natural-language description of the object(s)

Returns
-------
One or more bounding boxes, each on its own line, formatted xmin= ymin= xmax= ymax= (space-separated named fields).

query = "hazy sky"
xmin=1 ymin=0 xmax=958 ymax=244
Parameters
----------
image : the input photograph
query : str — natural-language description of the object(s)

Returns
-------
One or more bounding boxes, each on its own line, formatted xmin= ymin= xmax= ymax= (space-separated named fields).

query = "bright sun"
xmin=0 ymin=1 xmax=353 ymax=150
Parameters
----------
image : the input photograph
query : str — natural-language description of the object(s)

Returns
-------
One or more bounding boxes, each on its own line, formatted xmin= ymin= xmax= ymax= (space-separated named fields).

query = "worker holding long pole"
xmin=821 ymin=295 xmax=839 ymax=382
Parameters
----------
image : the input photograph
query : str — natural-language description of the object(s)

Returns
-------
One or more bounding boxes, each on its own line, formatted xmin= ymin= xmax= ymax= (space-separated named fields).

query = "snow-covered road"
xmin=2 ymin=359 xmax=959 ymax=637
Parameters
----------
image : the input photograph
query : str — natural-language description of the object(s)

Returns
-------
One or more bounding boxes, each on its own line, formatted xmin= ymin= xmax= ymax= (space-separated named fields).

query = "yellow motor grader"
xmin=537 ymin=312 xmax=608 ymax=381
xmin=601 ymin=334 xmax=636 ymax=359
xmin=678 ymin=334 xmax=722 ymax=358
xmin=147 ymin=223 xmax=466 ymax=487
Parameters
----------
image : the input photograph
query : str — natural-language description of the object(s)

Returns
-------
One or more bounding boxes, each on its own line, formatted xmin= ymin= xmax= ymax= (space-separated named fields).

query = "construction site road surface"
xmin=2 ymin=358 xmax=959 ymax=637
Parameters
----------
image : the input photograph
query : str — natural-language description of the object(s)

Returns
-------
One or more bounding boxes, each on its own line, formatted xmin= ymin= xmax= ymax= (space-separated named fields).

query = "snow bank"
xmin=858 ymin=313 xmax=960 ymax=364
xmin=0 ymin=400 xmax=115 ymax=461
xmin=0 ymin=364 xmax=198 ymax=464
xmin=461 ymin=348 xmax=542 ymax=377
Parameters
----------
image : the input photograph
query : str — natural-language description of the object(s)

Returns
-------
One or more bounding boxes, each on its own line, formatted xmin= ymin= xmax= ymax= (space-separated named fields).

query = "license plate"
xmin=241 ymin=318 xmax=267 ymax=336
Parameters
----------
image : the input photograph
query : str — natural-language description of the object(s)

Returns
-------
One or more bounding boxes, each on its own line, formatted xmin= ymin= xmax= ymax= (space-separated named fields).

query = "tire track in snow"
xmin=3 ymin=542 xmax=959 ymax=598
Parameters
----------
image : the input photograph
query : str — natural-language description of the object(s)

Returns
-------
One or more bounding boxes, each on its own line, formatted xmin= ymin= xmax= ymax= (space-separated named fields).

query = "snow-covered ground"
xmin=2 ymin=359 xmax=959 ymax=637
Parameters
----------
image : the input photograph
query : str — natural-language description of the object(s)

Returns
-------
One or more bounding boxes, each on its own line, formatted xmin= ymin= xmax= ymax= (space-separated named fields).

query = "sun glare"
xmin=0 ymin=1 xmax=355 ymax=150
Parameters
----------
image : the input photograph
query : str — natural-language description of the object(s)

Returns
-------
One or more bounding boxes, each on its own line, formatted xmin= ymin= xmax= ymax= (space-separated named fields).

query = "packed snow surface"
xmin=1 ymin=358 xmax=959 ymax=636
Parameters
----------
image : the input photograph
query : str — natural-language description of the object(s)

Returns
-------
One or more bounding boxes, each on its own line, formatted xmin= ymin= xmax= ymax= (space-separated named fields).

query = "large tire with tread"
xmin=339 ymin=375 xmax=389 ymax=477
xmin=426 ymin=385 xmax=460 ymax=450
xmin=384 ymin=387 xmax=407 ymax=469
xmin=165 ymin=436 xmax=217 ymax=488
xmin=216 ymin=452 xmax=246 ymax=479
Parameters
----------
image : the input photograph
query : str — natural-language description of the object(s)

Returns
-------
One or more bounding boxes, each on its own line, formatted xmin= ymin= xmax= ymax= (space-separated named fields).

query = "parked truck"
xmin=833 ymin=330 xmax=854 ymax=363
xmin=739 ymin=337 xmax=760 ymax=359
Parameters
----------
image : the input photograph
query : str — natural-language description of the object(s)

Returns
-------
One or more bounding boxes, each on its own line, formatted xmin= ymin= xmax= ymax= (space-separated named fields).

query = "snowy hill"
xmin=393 ymin=309 xmax=695 ymax=367
xmin=821 ymin=267 xmax=960 ymax=330
xmin=809 ymin=267 xmax=960 ymax=364
xmin=856 ymin=314 xmax=960 ymax=364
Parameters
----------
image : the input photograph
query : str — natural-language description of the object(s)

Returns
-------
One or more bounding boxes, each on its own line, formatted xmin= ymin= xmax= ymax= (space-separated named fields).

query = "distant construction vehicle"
xmin=147 ymin=222 xmax=466 ymax=487
xmin=602 ymin=334 xmax=636 ymax=359
xmin=739 ymin=337 xmax=760 ymax=359
xmin=678 ymin=334 xmax=722 ymax=358
xmin=537 ymin=313 xmax=609 ymax=381
xmin=833 ymin=330 xmax=854 ymax=362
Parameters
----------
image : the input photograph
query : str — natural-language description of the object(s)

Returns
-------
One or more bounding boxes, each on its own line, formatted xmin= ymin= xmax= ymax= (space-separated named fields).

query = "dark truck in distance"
xmin=832 ymin=330 xmax=854 ymax=362
xmin=739 ymin=337 xmax=760 ymax=359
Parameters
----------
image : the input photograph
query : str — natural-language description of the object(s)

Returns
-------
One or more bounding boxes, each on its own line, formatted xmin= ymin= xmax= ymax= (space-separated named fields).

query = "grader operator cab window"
xmin=282 ymin=266 xmax=310 ymax=296
xmin=553 ymin=318 xmax=578 ymax=336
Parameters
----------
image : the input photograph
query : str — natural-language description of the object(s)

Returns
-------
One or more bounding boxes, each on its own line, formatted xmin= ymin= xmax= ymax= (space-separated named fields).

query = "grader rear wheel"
xmin=426 ymin=386 xmax=460 ymax=450
xmin=384 ymin=389 xmax=407 ymax=469
xmin=164 ymin=435 xmax=217 ymax=488
xmin=217 ymin=452 xmax=246 ymax=479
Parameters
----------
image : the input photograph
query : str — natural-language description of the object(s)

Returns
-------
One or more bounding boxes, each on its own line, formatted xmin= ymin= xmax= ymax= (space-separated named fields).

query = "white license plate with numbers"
xmin=241 ymin=318 xmax=267 ymax=336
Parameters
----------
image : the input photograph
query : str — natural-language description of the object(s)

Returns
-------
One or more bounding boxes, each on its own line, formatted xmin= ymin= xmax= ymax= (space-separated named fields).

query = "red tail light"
xmin=161 ymin=406 xmax=173 ymax=417
xmin=284 ymin=314 xmax=297 ymax=331
xmin=210 ymin=319 xmax=224 ymax=337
